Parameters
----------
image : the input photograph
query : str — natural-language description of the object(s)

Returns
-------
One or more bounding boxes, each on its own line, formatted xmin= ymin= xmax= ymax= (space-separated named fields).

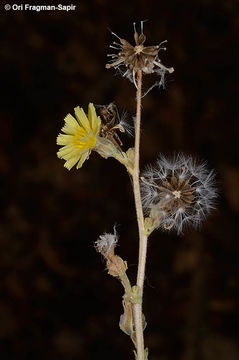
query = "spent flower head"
xmin=106 ymin=21 xmax=174 ymax=87
xmin=96 ymin=102 xmax=132 ymax=151
xmin=95 ymin=227 xmax=128 ymax=278
xmin=95 ymin=226 xmax=118 ymax=258
xmin=142 ymin=154 xmax=217 ymax=234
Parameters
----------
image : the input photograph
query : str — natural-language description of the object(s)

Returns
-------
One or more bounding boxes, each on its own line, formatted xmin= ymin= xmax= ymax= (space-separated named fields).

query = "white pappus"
xmin=141 ymin=153 xmax=218 ymax=234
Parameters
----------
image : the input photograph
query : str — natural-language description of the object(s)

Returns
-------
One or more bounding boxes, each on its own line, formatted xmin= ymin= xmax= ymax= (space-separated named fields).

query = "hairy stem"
xmin=132 ymin=70 xmax=148 ymax=360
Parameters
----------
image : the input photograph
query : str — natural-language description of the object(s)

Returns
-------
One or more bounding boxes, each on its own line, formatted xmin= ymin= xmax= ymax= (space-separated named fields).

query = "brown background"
xmin=0 ymin=0 xmax=239 ymax=359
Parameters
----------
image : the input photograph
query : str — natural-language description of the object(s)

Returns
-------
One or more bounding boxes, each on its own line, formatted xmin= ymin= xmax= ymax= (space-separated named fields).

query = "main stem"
xmin=132 ymin=70 xmax=148 ymax=360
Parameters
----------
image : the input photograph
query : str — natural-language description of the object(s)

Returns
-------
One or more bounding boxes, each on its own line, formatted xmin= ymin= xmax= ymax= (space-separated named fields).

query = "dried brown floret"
xmin=97 ymin=103 xmax=125 ymax=152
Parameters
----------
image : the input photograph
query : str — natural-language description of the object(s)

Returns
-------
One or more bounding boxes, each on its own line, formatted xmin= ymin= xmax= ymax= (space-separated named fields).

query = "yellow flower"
xmin=57 ymin=103 xmax=101 ymax=170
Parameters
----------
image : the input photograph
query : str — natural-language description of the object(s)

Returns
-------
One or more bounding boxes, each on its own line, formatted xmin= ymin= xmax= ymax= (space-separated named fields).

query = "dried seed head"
xmin=106 ymin=21 xmax=174 ymax=88
xmin=95 ymin=227 xmax=118 ymax=257
xmin=142 ymin=154 xmax=218 ymax=234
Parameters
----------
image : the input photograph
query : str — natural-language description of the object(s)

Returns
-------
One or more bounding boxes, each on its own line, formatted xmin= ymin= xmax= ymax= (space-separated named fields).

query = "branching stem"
xmin=132 ymin=70 xmax=148 ymax=360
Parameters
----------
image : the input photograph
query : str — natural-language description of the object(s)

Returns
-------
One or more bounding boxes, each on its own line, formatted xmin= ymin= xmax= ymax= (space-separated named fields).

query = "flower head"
xmin=106 ymin=21 xmax=174 ymax=87
xmin=57 ymin=103 xmax=101 ymax=170
xmin=142 ymin=154 xmax=217 ymax=234
xmin=57 ymin=103 xmax=135 ymax=174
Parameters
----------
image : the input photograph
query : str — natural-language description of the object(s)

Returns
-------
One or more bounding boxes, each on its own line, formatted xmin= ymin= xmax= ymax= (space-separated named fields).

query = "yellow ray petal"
xmin=57 ymin=145 xmax=73 ymax=157
xmin=88 ymin=103 xmax=101 ymax=134
xmin=74 ymin=107 xmax=90 ymax=130
xmin=56 ymin=134 xmax=75 ymax=146
xmin=64 ymin=155 xmax=82 ymax=170
xmin=61 ymin=124 xmax=86 ymax=136
xmin=76 ymin=151 xmax=90 ymax=169
xmin=63 ymin=114 xmax=81 ymax=132
xmin=59 ymin=149 xmax=83 ymax=161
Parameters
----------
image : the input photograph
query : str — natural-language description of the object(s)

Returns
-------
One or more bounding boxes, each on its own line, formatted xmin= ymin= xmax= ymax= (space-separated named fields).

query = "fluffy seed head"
xmin=141 ymin=154 xmax=218 ymax=234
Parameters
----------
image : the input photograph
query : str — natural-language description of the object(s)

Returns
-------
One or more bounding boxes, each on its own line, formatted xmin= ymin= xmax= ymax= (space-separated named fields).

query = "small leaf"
xmin=130 ymin=285 xmax=142 ymax=304
xmin=119 ymin=295 xmax=134 ymax=337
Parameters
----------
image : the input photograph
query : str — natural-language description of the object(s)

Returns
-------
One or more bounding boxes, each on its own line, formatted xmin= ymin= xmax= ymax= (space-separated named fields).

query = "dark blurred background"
xmin=0 ymin=0 xmax=239 ymax=359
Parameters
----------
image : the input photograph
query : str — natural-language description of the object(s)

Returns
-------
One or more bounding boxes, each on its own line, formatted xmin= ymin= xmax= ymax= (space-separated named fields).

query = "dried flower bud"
xmin=141 ymin=154 xmax=218 ymax=234
xmin=106 ymin=21 xmax=174 ymax=88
